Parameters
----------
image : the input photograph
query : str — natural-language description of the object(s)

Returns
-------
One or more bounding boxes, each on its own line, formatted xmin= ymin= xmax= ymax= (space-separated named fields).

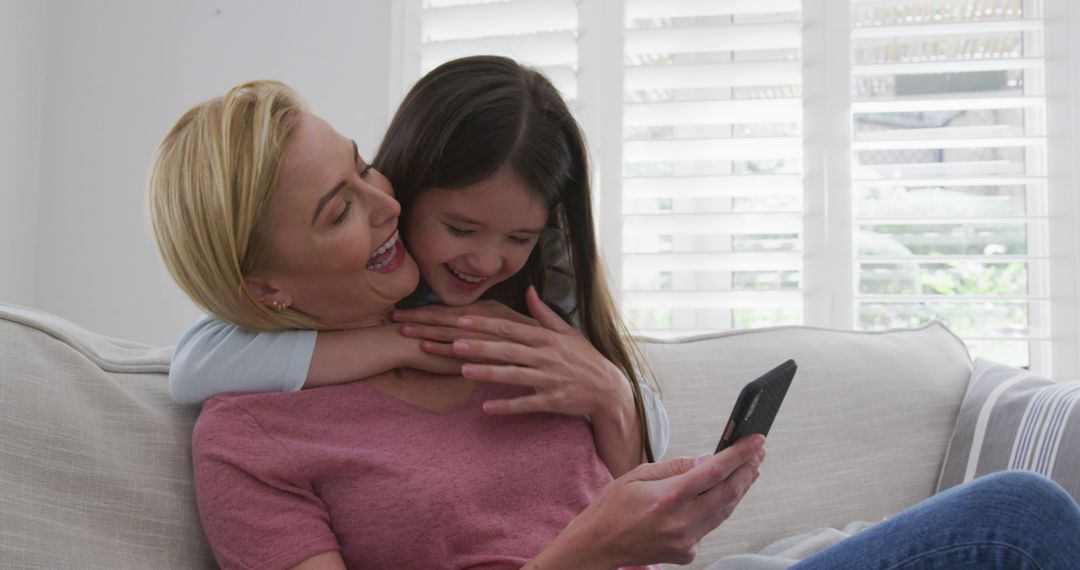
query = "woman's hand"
xmin=528 ymin=436 xmax=767 ymax=569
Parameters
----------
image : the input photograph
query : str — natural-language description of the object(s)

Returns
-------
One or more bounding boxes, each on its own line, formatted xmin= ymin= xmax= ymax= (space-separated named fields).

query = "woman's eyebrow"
xmin=311 ymin=183 xmax=347 ymax=227
xmin=310 ymin=141 xmax=359 ymax=227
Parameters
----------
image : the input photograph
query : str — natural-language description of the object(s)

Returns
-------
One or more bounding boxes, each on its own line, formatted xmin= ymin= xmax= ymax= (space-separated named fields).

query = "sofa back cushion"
xmin=637 ymin=322 xmax=971 ymax=567
xmin=0 ymin=304 xmax=215 ymax=569
xmin=1 ymin=304 xmax=971 ymax=569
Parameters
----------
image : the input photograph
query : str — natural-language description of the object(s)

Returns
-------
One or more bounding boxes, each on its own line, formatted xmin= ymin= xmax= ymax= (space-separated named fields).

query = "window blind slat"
xmin=623 ymin=290 xmax=803 ymax=309
xmin=851 ymin=19 xmax=1043 ymax=39
xmin=421 ymin=31 xmax=577 ymax=70
xmin=422 ymin=0 xmax=576 ymax=42
xmin=852 ymin=136 xmax=1045 ymax=151
xmin=624 ymin=137 xmax=802 ymax=162
xmin=625 ymin=61 xmax=801 ymax=90
xmin=625 ymin=251 xmax=802 ymax=271
xmin=856 ymin=216 xmax=1046 ymax=224
xmin=856 ymin=124 xmax=1021 ymax=141
xmin=626 ymin=0 xmax=800 ymax=20
xmin=857 ymin=255 xmax=1046 ymax=262
xmin=624 ymin=175 xmax=802 ymax=198
xmin=852 ymin=96 xmax=1044 ymax=113
xmin=624 ymin=99 xmax=801 ymax=127
xmin=859 ymin=296 xmax=1048 ymax=307
xmin=851 ymin=57 xmax=1043 ymax=76
xmin=852 ymin=176 xmax=1046 ymax=186
xmin=624 ymin=212 xmax=802 ymax=234
xmin=625 ymin=23 xmax=801 ymax=55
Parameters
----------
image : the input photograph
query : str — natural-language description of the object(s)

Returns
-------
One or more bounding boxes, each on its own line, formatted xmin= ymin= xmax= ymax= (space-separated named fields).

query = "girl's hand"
xmin=399 ymin=339 xmax=469 ymax=375
xmin=529 ymin=436 xmax=767 ymax=569
xmin=438 ymin=287 xmax=632 ymax=419
xmin=398 ymin=293 xmax=646 ymax=476
xmin=392 ymin=301 xmax=538 ymax=358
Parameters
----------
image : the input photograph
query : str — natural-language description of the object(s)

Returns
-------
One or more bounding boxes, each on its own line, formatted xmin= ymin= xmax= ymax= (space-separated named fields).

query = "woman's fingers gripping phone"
xmin=690 ymin=435 xmax=766 ymax=533
xmin=683 ymin=435 xmax=765 ymax=498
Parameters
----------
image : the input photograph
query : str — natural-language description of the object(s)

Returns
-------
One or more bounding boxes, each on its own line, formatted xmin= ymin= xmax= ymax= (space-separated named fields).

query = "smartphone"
xmin=714 ymin=359 xmax=797 ymax=454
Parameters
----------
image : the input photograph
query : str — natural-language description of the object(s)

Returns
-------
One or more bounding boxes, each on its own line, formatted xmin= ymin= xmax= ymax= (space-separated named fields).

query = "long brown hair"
xmin=375 ymin=56 xmax=657 ymax=461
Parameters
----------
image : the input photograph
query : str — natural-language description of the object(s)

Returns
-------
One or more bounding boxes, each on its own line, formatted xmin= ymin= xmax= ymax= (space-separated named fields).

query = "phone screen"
xmin=714 ymin=359 xmax=797 ymax=454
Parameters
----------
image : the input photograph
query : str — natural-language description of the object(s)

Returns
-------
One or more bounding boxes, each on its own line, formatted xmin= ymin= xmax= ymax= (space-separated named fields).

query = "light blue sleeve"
xmin=640 ymin=382 xmax=670 ymax=460
xmin=168 ymin=317 xmax=317 ymax=405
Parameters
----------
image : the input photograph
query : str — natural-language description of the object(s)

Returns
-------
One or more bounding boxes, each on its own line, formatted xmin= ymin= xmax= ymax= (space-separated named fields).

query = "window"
xmin=845 ymin=0 xmax=1051 ymax=373
xmin=397 ymin=0 xmax=1077 ymax=376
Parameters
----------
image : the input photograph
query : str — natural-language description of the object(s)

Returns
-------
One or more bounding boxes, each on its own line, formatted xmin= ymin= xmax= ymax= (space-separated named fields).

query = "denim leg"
xmin=791 ymin=471 xmax=1080 ymax=570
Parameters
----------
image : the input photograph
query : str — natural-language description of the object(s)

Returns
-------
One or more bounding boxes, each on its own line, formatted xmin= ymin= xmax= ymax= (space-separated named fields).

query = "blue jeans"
xmin=793 ymin=471 xmax=1080 ymax=569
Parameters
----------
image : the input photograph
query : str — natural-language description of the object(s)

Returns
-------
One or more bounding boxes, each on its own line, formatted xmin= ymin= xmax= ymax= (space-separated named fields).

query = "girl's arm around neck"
xmin=306 ymin=324 xmax=464 ymax=388
xmin=168 ymin=317 xmax=464 ymax=406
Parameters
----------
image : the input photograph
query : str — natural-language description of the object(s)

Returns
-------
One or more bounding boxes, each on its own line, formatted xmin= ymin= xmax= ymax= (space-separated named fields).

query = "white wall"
xmin=22 ymin=0 xmax=393 ymax=346
xmin=0 ymin=0 xmax=48 ymax=307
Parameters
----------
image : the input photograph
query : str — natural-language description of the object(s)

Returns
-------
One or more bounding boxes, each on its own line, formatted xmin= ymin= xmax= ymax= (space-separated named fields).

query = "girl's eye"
xmin=333 ymin=199 xmax=352 ymax=226
xmin=509 ymin=236 xmax=532 ymax=245
xmin=359 ymin=164 xmax=373 ymax=178
xmin=446 ymin=225 xmax=474 ymax=237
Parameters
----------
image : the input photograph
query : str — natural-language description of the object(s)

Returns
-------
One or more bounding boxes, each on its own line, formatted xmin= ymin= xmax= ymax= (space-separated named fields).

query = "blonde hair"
xmin=148 ymin=80 xmax=321 ymax=331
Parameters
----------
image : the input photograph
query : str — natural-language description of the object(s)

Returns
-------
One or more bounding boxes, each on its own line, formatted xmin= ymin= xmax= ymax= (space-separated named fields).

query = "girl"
xmin=168 ymin=56 xmax=667 ymax=475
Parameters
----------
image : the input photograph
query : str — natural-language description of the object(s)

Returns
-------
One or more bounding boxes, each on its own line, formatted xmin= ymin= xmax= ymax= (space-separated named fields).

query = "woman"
xmin=151 ymin=81 xmax=1080 ymax=569
xmin=167 ymin=56 xmax=666 ymax=476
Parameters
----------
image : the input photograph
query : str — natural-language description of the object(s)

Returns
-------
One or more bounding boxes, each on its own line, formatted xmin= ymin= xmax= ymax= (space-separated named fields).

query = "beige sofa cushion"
xmin=0 ymin=304 xmax=214 ymax=569
xmin=638 ymin=322 xmax=971 ymax=568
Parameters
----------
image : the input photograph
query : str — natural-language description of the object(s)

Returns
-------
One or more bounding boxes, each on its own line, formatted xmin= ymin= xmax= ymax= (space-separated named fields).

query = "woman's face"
xmin=404 ymin=166 xmax=548 ymax=306
xmin=250 ymin=112 xmax=419 ymax=328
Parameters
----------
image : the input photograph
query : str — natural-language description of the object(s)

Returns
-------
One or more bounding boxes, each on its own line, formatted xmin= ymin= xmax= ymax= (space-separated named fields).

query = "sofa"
xmin=0 ymin=302 xmax=974 ymax=569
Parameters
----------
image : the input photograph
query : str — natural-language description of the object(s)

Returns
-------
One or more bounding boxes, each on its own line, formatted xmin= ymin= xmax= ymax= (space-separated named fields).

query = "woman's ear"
xmin=243 ymin=277 xmax=292 ymax=312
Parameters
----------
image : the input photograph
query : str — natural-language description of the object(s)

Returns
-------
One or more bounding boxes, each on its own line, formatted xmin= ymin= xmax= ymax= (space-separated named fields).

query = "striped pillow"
xmin=937 ymin=358 xmax=1080 ymax=500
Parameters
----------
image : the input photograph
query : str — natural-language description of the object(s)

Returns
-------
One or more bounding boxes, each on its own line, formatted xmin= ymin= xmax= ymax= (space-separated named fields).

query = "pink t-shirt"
xmin=193 ymin=379 xmax=657 ymax=569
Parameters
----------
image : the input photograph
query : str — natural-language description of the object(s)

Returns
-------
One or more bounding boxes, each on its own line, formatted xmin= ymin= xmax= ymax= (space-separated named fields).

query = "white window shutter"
xmin=620 ymin=0 xmax=804 ymax=337
xmin=849 ymin=0 xmax=1050 ymax=369
xmin=405 ymin=0 xmax=1073 ymax=373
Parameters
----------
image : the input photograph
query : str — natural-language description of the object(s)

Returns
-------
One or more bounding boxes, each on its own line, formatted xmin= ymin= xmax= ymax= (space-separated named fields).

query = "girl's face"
xmin=404 ymin=166 xmax=549 ymax=306
xmin=250 ymin=112 xmax=419 ymax=327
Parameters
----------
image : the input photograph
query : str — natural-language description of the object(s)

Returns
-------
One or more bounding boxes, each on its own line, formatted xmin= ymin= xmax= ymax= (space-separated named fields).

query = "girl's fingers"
xmin=461 ymin=363 xmax=545 ymax=387
xmin=418 ymin=340 xmax=457 ymax=358
xmin=452 ymin=338 xmax=546 ymax=366
xmin=392 ymin=303 xmax=540 ymax=327
xmin=420 ymin=341 xmax=504 ymax=365
xmin=481 ymin=393 xmax=552 ymax=415
xmin=525 ymin=286 xmax=574 ymax=332
xmin=456 ymin=316 xmax=552 ymax=347
xmin=391 ymin=307 xmax=463 ymax=326
xmin=399 ymin=323 xmax=500 ymax=343
xmin=399 ymin=323 xmax=462 ymax=343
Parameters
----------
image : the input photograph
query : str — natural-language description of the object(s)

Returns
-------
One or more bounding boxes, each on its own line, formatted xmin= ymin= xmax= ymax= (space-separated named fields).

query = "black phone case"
xmin=714 ymin=359 xmax=797 ymax=454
